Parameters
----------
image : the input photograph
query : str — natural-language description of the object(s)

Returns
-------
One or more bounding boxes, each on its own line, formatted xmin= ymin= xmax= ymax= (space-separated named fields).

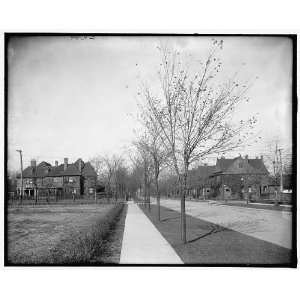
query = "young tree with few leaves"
xmin=134 ymin=129 xmax=170 ymax=220
xmin=138 ymin=40 xmax=256 ymax=243
xmin=132 ymin=136 xmax=154 ymax=210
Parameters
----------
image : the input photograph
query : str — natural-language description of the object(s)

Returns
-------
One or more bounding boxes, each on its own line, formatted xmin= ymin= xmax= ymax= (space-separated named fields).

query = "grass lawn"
xmin=140 ymin=204 xmax=293 ymax=265
xmin=7 ymin=203 xmax=127 ymax=265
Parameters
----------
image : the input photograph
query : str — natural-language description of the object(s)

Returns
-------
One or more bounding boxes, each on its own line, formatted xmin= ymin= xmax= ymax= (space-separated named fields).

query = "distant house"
xmin=187 ymin=165 xmax=215 ymax=198
xmin=265 ymin=174 xmax=292 ymax=203
xmin=209 ymin=155 xmax=269 ymax=200
xmin=16 ymin=158 xmax=97 ymax=198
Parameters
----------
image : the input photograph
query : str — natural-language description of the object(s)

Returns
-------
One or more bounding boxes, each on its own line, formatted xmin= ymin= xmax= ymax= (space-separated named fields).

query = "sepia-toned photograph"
xmin=4 ymin=34 xmax=296 ymax=266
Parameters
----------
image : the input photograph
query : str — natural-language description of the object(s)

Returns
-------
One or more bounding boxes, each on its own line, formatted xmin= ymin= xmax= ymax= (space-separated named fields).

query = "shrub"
xmin=48 ymin=203 xmax=125 ymax=264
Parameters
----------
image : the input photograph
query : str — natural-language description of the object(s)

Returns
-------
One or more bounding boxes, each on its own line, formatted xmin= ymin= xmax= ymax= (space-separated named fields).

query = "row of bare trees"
xmin=134 ymin=40 xmax=256 ymax=243
xmin=91 ymin=40 xmax=257 ymax=243
xmin=90 ymin=154 xmax=129 ymax=201
xmin=131 ymin=130 xmax=170 ymax=220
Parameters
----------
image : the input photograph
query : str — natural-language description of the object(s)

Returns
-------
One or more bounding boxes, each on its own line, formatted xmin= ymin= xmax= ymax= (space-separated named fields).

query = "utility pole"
xmin=278 ymin=148 xmax=283 ymax=193
xmin=16 ymin=149 xmax=23 ymax=202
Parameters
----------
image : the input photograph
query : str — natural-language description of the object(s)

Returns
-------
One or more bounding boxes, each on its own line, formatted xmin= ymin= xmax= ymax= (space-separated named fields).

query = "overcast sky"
xmin=7 ymin=36 xmax=293 ymax=171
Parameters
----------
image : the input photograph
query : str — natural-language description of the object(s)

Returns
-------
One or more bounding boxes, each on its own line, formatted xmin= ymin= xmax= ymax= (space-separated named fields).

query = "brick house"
xmin=208 ymin=155 xmax=269 ymax=200
xmin=187 ymin=165 xmax=215 ymax=199
xmin=17 ymin=158 xmax=97 ymax=198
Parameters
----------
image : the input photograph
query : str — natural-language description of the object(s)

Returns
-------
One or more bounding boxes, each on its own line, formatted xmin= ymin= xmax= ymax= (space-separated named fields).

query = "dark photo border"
xmin=3 ymin=33 xmax=297 ymax=267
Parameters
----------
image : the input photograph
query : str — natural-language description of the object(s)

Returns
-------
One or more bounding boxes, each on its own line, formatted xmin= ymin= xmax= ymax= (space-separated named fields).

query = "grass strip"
xmin=140 ymin=204 xmax=293 ymax=265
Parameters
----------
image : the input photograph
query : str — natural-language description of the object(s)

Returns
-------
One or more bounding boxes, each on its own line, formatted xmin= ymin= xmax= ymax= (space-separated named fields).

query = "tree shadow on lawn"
xmin=187 ymin=224 xmax=228 ymax=244
xmin=141 ymin=204 xmax=293 ymax=266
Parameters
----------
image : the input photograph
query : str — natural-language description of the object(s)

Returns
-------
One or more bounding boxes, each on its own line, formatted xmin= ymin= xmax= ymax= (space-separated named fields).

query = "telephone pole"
xmin=16 ymin=149 xmax=23 ymax=202
xmin=278 ymin=148 xmax=283 ymax=193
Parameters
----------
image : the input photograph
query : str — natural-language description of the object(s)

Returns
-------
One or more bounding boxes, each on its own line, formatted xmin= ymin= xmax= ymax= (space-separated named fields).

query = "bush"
xmin=48 ymin=203 xmax=125 ymax=264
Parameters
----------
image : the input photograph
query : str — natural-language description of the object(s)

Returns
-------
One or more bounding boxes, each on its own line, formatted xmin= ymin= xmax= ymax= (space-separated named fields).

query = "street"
xmin=157 ymin=198 xmax=292 ymax=249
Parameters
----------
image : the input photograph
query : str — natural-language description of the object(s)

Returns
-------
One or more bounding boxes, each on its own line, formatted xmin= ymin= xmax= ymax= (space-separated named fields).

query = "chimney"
xmin=78 ymin=159 xmax=82 ymax=172
xmin=64 ymin=158 xmax=68 ymax=171
xmin=31 ymin=159 xmax=36 ymax=167
xmin=245 ymin=155 xmax=248 ymax=160
xmin=260 ymin=155 xmax=263 ymax=161
xmin=55 ymin=160 xmax=58 ymax=167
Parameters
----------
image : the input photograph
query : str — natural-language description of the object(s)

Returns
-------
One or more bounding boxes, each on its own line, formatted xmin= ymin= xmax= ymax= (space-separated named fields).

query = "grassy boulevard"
xmin=140 ymin=204 xmax=292 ymax=265
xmin=7 ymin=203 xmax=127 ymax=265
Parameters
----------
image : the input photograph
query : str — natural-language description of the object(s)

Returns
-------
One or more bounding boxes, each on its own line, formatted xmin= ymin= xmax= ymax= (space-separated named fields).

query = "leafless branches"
xmin=137 ymin=40 xmax=256 ymax=242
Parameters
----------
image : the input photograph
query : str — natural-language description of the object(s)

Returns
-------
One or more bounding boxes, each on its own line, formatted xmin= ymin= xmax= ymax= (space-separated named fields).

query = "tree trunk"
xmin=180 ymin=165 xmax=188 ymax=244
xmin=180 ymin=182 xmax=187 ymax=243
xmin=144 ymin=172 xmax=147 ymax=207
xmin=146 ymin=182 xmax=151 ymax=211
xmin=155 ymin=174 xmax=160 ymax=221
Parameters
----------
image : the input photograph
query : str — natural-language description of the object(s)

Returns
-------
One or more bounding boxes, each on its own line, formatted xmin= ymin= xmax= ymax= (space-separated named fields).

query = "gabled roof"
xmin=62 ymin=164 xmax=81 ymax=176
xmin=20 ymin=158 xmax=97 ymax=178
xmin=82 ymin=162 xmax=97 ymax=177
xmin=213 ymin=156 xmax=268 ymax=175
xmin=21 ymin=161 xmax=51 ymax=178
xmin=47 ymin=164 xmax=65 ymax=177
xmin=248 ymin=159 xmax=269 ymax=174
xmin=215 ymin=158 xmax=235 ymax=173
xmin=21 ymin=166 xmax=35 ymax=178
xmin=197 ymin=165 xmax=216 ymax=179
xmin=188 ymin=165 xmax=215 ymax=187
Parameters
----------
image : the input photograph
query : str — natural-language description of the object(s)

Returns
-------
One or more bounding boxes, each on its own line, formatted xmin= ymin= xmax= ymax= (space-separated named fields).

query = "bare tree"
xmin=90 ymin=155 xmax=105 ymax=178
xmin=261 ymin=138 xmax=292 ymax=176
xmin=138 ymin=40 xmax=256 ymax=243
xmin=90 ymin=154 xmax=124 ymax=201
xmin=134 ymin=124 xmax=170 ymax=220
xmin=126 ymin=162 xmax=144 ymax=199
xmin=132 ymin=136 xmax=154 ymax=210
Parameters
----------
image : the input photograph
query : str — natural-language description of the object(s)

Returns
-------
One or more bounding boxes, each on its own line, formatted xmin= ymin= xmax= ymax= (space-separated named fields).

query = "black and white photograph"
xmin=4 ymin=34 xmax=296 ymax=266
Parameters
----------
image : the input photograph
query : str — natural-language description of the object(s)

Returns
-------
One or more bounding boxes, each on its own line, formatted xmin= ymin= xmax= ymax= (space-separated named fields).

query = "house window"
xmin=263 ymin=186 xmax=267 ymax=192
xmin=239 ymin=163 xmax=243 ymax=168
xmin=53 ymin=177 xmax=62 ymax=183
xmin=69 ymin=177 xmax=74 ymax=183
xmin=89 ymin=188 xmax=94 ymax=194
xmin=225 ymin=188 xmax=230 ymax=192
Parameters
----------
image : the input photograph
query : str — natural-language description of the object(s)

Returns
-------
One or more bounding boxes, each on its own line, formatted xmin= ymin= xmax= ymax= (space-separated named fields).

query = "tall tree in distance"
xmin=138 ymin=39 xmax=257 ymax=243
xmin=132 ymin=136 xmax=154 ymax=210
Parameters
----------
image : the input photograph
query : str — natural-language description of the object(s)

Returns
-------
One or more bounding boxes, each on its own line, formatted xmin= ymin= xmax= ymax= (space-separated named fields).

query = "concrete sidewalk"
xmin=120 ymin=202 xmax=183 ymax=264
